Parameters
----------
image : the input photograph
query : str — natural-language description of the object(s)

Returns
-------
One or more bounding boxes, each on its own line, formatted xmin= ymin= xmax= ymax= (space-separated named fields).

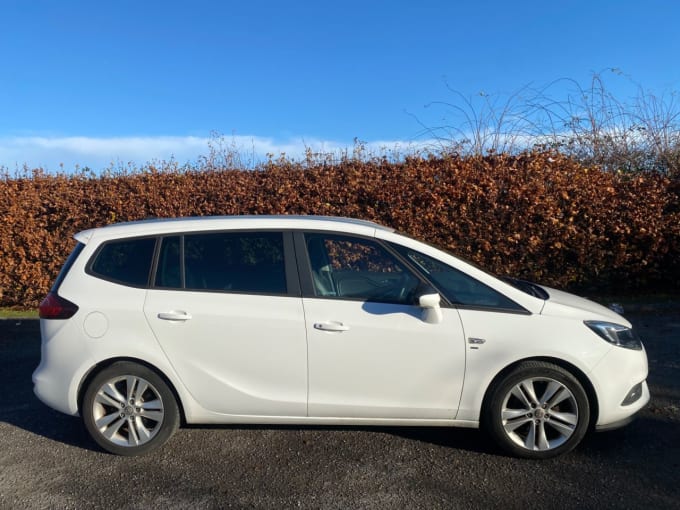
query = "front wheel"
xmin=82 ymin=362 xmax=180 ymax=456
xmin=483 ymin=361 xmax=590 ymax=459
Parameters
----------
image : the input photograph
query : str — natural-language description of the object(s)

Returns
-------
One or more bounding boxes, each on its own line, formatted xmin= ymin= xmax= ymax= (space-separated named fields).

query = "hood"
xmin=538 ymin=285 xmax=631 ymax=326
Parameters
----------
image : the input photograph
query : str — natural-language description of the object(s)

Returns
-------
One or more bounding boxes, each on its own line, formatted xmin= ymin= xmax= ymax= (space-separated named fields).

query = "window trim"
xmin=151 ymin=235 xmax=183 ymax=290
xmin=148 ymin=229 xmax=301 ymax=298
xmin=86 ymin=235 xmax=159 ymax=289
xmin=452 ymin=303 xmax=531 ymax=315
xmin=86 ymin=229 xmax=301 ymax=297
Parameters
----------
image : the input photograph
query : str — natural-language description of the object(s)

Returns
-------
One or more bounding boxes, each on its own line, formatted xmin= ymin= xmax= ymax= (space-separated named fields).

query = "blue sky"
xmin=1 ymin=0 xmax=679 ymax=171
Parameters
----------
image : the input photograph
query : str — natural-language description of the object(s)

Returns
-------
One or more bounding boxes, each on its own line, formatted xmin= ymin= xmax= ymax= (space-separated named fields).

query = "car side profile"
xmin=33 ymin=216 xmax=649 ymax=458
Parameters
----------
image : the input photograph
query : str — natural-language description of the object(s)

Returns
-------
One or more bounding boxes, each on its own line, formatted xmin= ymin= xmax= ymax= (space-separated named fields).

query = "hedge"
xmin=1 ymin=151 xmax=678 ymax=308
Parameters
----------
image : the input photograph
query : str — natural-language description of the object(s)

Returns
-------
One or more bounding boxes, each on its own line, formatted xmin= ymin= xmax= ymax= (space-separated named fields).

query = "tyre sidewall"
xmin=484 ymin=362 xmax=590 ymax=459
xmin=82 ymin=362 xmax=180 ymax=456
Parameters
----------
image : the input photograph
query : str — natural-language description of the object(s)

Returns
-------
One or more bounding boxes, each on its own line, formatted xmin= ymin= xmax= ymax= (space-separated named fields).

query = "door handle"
xmin=158 ymin=311 xmax=192 ymax=321
xmin=314 ymin=321 xmax=350 ymax=332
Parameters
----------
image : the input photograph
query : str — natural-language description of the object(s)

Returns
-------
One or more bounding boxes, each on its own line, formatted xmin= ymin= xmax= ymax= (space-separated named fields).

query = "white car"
xmin=33 ymin=216 xmax=649 ymax=458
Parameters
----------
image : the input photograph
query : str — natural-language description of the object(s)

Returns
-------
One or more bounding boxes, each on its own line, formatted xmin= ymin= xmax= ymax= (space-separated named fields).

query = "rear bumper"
xmin=32 ymin=319 xmax=93 ymax=416
xmin=33 ymin=357 xmax=87 ymax=416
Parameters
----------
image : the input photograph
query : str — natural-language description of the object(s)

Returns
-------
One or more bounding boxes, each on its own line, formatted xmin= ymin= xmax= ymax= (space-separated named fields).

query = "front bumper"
xmin=590 ymin=344 xmax=650 ymax=429
xmin=595 ymin=379 xmax=649 ymax=431
xmin=595 ymin=409 xmax=641 ymax=431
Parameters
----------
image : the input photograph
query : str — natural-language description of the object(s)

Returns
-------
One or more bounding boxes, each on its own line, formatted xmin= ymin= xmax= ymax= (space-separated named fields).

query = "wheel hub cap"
xmin=92 ymin=375 xmax=165 ymax=447
xmin=501 ymin=377 xmax=579 ymax=451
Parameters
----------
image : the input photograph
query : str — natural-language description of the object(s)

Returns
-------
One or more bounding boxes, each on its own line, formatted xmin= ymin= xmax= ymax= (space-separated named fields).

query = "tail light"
xmin=39 ymin=292 xmax=79 ymax=319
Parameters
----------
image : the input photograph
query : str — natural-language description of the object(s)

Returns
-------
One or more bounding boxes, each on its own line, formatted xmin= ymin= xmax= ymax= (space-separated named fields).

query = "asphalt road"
xmin=1 ymin=311 xmax=679 ymax=510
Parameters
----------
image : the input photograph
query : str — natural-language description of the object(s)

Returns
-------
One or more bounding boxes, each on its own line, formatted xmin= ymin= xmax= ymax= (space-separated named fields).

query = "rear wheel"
xmin=483 ymin=361 xmax=590 ymax=459
xmin=82 ymin=362 xmax=179 ymax=456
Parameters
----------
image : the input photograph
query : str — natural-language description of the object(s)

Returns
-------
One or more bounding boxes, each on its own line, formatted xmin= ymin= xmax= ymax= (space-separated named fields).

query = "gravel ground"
xmin=0 ymin=310 xmax=678 ymax=510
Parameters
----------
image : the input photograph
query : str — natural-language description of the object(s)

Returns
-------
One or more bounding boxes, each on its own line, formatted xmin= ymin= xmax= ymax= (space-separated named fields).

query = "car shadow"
xmin=384 ymin=425 xmax=497 ymax=454
xmin=184 ymin=422 xmax=499 ymax=456
xmin=0 ymin=320 xmax=99 ymax=452
xmin=5 ymin=319 xmax=678 ymax=465
xmin=0 ymin=320 xmax=494 ymax=457
xmin=361 ymin=301 xmax=422 ymax=320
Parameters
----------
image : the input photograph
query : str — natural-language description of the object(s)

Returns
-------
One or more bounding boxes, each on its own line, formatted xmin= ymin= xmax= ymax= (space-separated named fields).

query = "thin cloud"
xmin=0 ymin=135 xmax=208 ymax=171
xmin=0 ymin=135 xmax=437 ymax=173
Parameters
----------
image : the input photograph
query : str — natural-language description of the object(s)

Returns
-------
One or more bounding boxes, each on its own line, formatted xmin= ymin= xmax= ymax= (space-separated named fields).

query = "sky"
xmin=1 ymin=0 xmax=679 ymax=171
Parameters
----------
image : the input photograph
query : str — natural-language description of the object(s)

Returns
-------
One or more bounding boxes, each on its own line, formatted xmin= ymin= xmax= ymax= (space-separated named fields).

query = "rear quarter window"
xmin=89 ymin=237 xmax=156 ymax=287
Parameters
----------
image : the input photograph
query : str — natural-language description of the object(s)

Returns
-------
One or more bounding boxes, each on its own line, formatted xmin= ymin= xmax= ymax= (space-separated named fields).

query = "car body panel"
xmin=454 ymin=309 xmax=615 ymax=422
xmin=33 ymin=215 xmax=649 ymax=449
xmin=538 ymin=285 xmax=631 ymax=325
xmin=303 ymin=298 xmax=466 ymax=419
xmin=143 ymin=290 xmax=308 ymax=416
xmin=588 ymin=342 xmax=649 ymax=426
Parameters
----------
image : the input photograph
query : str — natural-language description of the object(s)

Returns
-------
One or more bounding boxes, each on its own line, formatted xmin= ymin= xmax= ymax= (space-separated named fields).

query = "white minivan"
xmin=33 ymin=216 xmax=649 ymax=458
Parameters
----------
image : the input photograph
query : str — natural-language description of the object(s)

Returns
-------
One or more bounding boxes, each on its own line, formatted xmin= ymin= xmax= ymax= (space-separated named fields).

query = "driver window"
xmin=305 ymin=233 xmax=419 ymax=304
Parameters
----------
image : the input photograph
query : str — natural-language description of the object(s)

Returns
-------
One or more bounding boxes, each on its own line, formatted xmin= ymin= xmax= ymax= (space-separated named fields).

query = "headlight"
xmin=584 ymin=321 xmax=643 ymax=350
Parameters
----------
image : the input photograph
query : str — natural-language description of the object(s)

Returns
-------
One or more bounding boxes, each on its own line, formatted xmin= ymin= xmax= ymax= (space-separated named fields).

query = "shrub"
xmin=1 ymin=151 xmax=678 ymax=308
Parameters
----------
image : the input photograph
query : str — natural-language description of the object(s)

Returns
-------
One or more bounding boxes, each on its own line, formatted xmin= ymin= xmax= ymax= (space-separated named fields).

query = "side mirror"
xmin=419 ymin=292 xmax=443 ymax=324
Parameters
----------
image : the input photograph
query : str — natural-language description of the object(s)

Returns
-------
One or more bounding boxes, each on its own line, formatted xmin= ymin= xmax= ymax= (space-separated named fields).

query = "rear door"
xmin=297 ymin=232 xmax=466 ymax=420
xmin=143 ymin=230 xmax=308 ymax=417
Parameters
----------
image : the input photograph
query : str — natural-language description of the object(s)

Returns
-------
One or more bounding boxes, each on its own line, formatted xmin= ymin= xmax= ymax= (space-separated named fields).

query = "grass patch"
xmin=0 ymin=308 xmax=38 ymax=319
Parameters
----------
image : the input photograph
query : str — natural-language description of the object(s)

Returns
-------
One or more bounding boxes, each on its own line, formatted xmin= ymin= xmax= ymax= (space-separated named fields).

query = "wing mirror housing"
xmin=418 ymin=291 xmax=443 ymax=324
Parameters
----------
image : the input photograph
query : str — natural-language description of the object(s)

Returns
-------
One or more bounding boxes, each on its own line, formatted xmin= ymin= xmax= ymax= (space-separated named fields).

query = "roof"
xmin=74 ymin=215 xmax=394 ymax=243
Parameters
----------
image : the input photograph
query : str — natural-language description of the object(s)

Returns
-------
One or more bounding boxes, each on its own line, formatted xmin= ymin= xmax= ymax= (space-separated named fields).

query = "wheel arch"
xmin=480 ymin=356 xmax=599 ymax=429
xmin=77 ymin=357 xmax=187 ymax=426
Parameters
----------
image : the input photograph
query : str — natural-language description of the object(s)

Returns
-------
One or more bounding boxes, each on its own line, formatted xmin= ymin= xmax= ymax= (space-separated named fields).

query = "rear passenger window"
xmin=183 ymin=232 xmax=287 ymax=294
xmin=90 ymin=237 xmax=156 ymax=287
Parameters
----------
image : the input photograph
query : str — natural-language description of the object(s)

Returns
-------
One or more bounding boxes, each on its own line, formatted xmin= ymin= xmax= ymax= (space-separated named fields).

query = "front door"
xmin=300 ymin=232 xmax=466 ymax=419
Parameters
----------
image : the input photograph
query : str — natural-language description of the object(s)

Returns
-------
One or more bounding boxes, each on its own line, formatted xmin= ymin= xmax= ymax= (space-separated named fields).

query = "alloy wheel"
xmin=500 ymin=377 xmax=579 ymax=451
xmin=91 ymin=375 xmax=165 ymax=447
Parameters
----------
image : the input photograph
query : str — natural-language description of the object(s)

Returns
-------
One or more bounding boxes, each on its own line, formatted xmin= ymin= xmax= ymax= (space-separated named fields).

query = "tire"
xmin=82 ymin=361 xmax=180 ymax=456
xmin=483 ymin=361 xmax=590 ymax=459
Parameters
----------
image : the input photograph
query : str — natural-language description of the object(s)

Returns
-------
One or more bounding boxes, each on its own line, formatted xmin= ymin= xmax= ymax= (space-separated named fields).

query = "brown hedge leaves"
xmin=1 ymin=151 xmax=678 ymax=308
